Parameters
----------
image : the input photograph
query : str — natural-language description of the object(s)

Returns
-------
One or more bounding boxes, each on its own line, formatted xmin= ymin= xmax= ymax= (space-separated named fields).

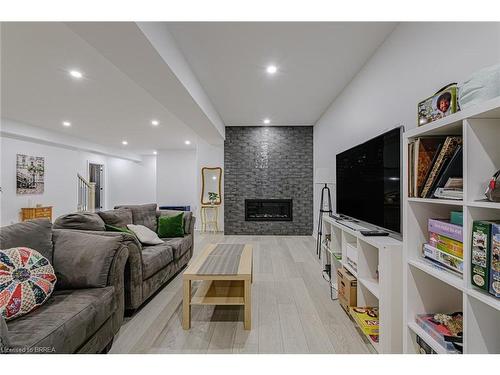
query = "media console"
xmin=321 ymin=215 xmax=403 ymax=353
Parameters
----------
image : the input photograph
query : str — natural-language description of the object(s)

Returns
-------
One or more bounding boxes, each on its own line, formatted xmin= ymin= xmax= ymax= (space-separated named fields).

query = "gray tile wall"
xmin=224 ymin=126 xmax=313 ymax=235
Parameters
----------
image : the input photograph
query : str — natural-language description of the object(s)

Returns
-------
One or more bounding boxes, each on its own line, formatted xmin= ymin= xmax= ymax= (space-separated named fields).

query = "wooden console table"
xmin=21 ymin=206 xmax=53 ymax=222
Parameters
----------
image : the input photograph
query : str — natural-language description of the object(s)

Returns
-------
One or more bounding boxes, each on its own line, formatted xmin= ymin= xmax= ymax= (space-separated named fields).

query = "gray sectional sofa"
xmin=0 ymin=219 xmax=128 ymax=354
xmin=53 ymin=203 xmax=195 ymax=311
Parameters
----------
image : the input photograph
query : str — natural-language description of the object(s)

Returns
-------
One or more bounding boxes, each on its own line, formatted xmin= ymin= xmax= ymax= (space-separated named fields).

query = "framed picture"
xmin=16 ymin=154 xmax=45 ymax=194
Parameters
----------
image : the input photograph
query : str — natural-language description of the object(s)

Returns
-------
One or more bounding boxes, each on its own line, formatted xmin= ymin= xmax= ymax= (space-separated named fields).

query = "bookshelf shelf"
xmin=321 ymin=215 xmax=402 ymax=353
xmin=407 ymin=197 xmax=463 ymax=206
xmin=403 ymin=98 xmax=500 ymax=354
xmin=408 ymin=258 xmax=464 ymax=291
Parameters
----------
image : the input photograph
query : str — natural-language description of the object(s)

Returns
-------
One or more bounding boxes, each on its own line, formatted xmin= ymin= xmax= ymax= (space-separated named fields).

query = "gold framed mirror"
xmin=201 ymin=167 xmax=222 ymax=205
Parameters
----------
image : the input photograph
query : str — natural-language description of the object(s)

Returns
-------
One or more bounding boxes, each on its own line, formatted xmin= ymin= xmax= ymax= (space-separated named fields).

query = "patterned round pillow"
xmin=0 ymin=247 xmax=57 ymax=321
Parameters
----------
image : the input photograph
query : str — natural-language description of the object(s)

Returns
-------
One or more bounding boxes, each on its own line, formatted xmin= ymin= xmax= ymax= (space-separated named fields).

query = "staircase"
xmin=77 ymin=174 xmax=96 ymax=212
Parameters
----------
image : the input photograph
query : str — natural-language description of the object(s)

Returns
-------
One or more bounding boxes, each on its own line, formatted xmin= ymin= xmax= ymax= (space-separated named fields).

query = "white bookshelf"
xmin=403 ymin=96 xmax=500 ymax=354
xmin=321 ymin=215 xmax=403 ymax=353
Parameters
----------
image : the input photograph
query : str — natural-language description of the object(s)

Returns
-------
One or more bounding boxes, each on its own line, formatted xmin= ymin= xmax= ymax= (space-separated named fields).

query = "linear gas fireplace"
xmin=245 ymin=199 xmax=293 ymax=221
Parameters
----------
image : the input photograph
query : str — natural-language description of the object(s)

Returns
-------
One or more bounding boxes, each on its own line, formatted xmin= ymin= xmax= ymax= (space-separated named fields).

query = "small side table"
xmin=200 ymin=205 xmax=220 ymax=232
xmin=21 ymin=206 xmax=53 ymax=222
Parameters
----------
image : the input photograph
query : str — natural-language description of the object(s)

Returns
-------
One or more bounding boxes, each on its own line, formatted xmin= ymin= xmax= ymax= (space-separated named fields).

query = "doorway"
xmin=89 ymin=163 xmax=104 ymax=210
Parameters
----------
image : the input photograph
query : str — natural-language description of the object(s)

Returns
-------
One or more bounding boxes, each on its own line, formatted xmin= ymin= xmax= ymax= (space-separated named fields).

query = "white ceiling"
xmin=1 ymin=22 xmax=202 ymax=154
xmin=168 ymin=22 xmax=397 ymax=126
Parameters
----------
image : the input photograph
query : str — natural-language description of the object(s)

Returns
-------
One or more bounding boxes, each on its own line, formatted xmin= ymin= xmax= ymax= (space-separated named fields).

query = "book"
xmin=423 ymin=243 xmax=464 ymax=274
xmin=408 ymin=141 xmax=415 ymax=197
xmin=430 ymin=146 xmax=463 ymax=198
xmin=428 ymin=232 xmax=463 ymax=258
xmin=349 ymin=307 xmax=379 ymax=335
xmin=420 ymin=136 xmax=462 ymax=198
xmin=489 ymin=223 xmax=500 ymax=298
xmin=471 ymin=221 xmax=500 ymax=291
xmin=428 ymin=218 xmax=463 ymax=242
xmin=413 ymin=137 xmax=446 ymax=197
xmin=433 ymin=188 xmax=463 ymax=200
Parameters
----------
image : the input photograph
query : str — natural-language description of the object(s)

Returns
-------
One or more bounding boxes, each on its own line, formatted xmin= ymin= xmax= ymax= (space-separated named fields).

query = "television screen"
xmin=336 ymin=127 xmax=402 ymax=234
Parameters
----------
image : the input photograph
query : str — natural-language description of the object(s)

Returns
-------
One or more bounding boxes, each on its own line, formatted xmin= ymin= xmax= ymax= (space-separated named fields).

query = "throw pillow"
xmin=98 ymin=208 xmax=133 ymax=228
xmin=105 ymin=224 xmax=134 ymax=235
xmin=52 ymin=230 xmax=121 ymax=289
xmin=115 ymin=204 xmax=157 ymax=232
xmin=157 ymin=213 xmax=184 ymax=238
xmin=0 ymin=247 xmax=57 ymax=321
xmin=127 ymin=224 xmax=163 ymax=245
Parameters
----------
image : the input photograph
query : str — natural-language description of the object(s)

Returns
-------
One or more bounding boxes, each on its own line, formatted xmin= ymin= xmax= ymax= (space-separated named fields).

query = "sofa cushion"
xmin=115 ymin=204 xmax=157 ymax=231
xmin=0 ymin=313 xmax=10 ymax=351
xmin=5 ymin=287 xmax=115 ymax=353
xmin=157 ymin=210 xmax=193 ymax=234
xmin=53 ymin=212 xmax=105 ymax=231
xmin=0 ymin=247 xmax=57 ymax=321
xmin=97 ymin=209 xmax=133 ymax=228
xmin=157 ymin=213 xmax=184 ymax=238
xmin=0 ymin=219 xmax=53 ymax=263
xmin=52 ymin=230 xmax=121 ymax=289
xmin=141 ymin=243 xmax=174 ymax=279
xmin=162 ymin=234 xmax=193 ymax=260
xmin=127 ymin=224 xmax=163 ymax=245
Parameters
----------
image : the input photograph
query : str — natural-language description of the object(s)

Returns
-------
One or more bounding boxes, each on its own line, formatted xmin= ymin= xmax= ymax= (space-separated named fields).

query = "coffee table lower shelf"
xmin=191 ymin=280 xmax=245 ymax=306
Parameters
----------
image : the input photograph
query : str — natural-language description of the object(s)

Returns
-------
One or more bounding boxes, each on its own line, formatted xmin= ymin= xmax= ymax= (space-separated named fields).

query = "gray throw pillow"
xmin=53 ymin=212 xmax=106 ymax=231
xmin=114 ymin=204 xmax=157 ymax=231
xmin=0 ymin=219 xmax=53 ymax=262
xmin=98 ymin=208 xmax=133 ymax=228
xmin=52 ymin=230 xmax=121 ymax=289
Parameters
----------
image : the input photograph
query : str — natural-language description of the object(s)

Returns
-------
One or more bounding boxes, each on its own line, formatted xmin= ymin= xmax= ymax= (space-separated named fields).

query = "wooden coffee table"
xmin=182 ymin=243 xmax=253 ymax=330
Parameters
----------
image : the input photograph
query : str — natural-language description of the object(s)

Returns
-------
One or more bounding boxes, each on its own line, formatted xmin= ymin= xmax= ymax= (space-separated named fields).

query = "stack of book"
xmin=408 ymin=136 xmax=463 ymax=199
xmin=422 ymin=214 xmax=464 ymax=275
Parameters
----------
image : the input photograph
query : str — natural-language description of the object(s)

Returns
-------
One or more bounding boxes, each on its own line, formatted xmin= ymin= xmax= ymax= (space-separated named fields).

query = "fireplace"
xmin=245 ymin=199 xmax=293 ymax=221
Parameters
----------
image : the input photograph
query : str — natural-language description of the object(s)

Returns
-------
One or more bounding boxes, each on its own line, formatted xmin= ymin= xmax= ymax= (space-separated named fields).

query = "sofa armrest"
xmin=0 ymin=315 xmax=10 ymax=353
xmin=60 ymin=229 xmax=144 ymax=309
xmin=189 ymin=216 xmax=196 ymax=235
xmin=106 ymin=244 xmax=129 ymax=332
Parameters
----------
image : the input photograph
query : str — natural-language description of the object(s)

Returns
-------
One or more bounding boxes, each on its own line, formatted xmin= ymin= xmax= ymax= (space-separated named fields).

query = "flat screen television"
xmin=336 ymin=127 xmax=402 ymax=234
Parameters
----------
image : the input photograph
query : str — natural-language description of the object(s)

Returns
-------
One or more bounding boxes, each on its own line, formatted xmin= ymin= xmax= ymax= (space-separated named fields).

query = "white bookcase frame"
xmin=403 ymin=96 xmax=500 ymax=354
xmin=321 ymin=215 xmax=403 ymax=353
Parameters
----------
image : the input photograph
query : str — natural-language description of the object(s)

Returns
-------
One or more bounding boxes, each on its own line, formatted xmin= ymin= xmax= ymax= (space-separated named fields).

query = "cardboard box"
xmin=350 ymin=307 xmax=379 ymax=335
xmin=337 ymin=267 xmax=357 ymax=313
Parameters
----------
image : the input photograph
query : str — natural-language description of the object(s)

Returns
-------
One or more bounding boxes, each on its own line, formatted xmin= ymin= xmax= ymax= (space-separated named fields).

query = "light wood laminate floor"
xmin=110 ymin=232 xmax=372 ymax=354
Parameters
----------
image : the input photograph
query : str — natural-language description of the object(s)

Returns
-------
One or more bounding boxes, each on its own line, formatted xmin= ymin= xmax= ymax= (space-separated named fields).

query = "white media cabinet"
xmin=321 ymin=215 xmax=403 ymax=353
xmin=403 ymin=96 xmax=500 ymax=354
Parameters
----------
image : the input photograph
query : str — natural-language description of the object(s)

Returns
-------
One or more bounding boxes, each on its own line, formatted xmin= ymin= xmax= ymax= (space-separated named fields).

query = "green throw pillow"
xmin=157 ymin=213 xmax=184 ymax=238
xmin=105 ymin=224 xmax=134 ymax=236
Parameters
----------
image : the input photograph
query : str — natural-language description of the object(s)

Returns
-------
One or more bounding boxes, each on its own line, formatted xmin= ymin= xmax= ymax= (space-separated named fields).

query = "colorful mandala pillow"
xmin=0 ymin=247 xmax=56 ymax=321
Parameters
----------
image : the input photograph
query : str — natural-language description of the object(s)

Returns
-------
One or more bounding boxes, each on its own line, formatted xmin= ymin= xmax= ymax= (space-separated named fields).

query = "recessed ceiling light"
xmin=263 ymin=118 xmax=271 ymax=125
xmin=185 ymin=140 xmax=191 ymax=145
xmin=62 ymin=121 xmax=71 ymax=127
xmin=69 ymin=70 xmax=83 ymax=79
xmin=151 ymin=120 xmax=159 ymax=126
xmin=266 ymin=65 xmax=278 ymax=74
xmin=122 ymin=140 xmax=128 ymax=145
xmin=153 ymin=151 xmax=158 ymax=155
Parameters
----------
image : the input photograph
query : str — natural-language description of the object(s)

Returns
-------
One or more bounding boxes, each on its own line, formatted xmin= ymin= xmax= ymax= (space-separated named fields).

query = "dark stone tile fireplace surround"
xmin=224 ymin=126 xmax=313 ymax=235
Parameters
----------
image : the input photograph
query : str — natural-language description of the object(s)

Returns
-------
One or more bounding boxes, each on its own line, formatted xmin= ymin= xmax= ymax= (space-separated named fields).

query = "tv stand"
xmin=320 ymin=215 xmax=403 ymax=353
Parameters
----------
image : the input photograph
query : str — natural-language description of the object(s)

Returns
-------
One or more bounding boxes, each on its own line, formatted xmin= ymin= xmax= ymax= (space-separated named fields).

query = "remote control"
xmin=360 ymin=230 xmax=389 ymax=236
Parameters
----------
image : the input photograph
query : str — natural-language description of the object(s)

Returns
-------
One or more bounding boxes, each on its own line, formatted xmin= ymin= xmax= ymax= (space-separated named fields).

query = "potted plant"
xmin=208 ymin=192 xmax=219 ymax=205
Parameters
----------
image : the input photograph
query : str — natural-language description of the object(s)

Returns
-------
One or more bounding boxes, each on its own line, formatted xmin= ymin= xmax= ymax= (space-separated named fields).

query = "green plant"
xmin=208 ymin=192 xmax=219 ymax=203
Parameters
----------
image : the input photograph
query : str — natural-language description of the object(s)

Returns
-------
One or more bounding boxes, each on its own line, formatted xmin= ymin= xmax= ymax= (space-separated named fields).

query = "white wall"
xmin=156 ymin=149 xmax=197 ymax=213
xmin=313 ymin=22 xmax=500 ymax=233
xmin=1 ymin=122 xmax=157 ymax=225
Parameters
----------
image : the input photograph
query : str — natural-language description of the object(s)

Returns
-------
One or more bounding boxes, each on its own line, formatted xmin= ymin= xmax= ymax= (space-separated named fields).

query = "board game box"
xmin=428 ymin=219 xmax=463 ymax=242
xmin=349 ymin=307 xmax=379 ymax=336
xmin=471 ymin=221 xmax=497 ymax=291
xmin=489 ymin=223 xmax=500 ymax=298
xmin=423 ymin=243 xmax=463 ymax=274
xmin=428 ymin=232 xmax=463 ymax=258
